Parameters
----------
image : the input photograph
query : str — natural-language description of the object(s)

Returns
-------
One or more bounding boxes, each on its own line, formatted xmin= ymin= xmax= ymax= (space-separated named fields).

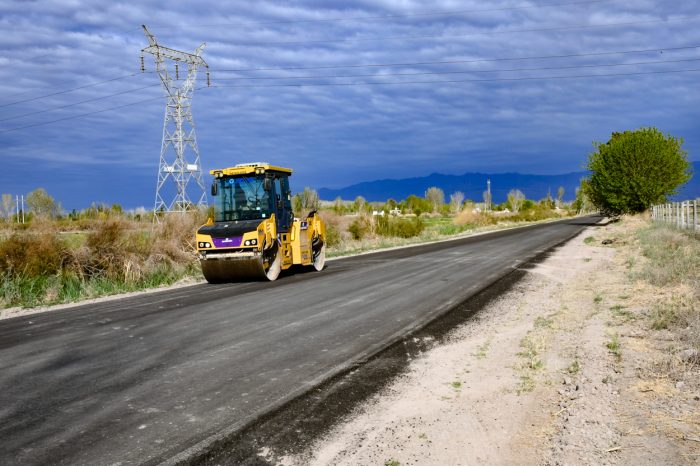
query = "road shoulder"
xmin=282 ymin=218 xmax=698 ymax=465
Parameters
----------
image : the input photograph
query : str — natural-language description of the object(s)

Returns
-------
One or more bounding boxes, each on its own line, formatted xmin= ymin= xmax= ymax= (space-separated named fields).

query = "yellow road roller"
xmin=196 ymin=163 xmax=326 ymax=282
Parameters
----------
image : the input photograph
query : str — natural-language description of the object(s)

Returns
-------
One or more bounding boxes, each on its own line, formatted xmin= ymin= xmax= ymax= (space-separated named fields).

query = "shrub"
xmin=0 ymin=228 xmax=65 ymax=277
xmin=323 ymin=219 xmax=341 ymax=247
xmin=375 ymin=216 xmax=425 ymax=238
xmin=454 ymin=209 xmax=496 ymax=227
xmin=348 ymin=215 xmax=372 ymax=240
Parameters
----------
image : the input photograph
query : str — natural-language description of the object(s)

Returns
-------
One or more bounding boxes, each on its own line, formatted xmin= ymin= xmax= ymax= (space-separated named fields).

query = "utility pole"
xmin=15 ymin=195 xmax=19 ymax=224
xmin=141 ymin=25 xmax=210 ymax=219
xmin=21 ymin=195 xmax=24 ymax=223
xmin=487 ymin=179 xmax=491 ymax=211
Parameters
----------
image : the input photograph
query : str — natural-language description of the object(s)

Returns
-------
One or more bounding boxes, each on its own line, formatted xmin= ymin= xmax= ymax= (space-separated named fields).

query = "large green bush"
xmin=584 ymin=127 xmax=692 ymax=216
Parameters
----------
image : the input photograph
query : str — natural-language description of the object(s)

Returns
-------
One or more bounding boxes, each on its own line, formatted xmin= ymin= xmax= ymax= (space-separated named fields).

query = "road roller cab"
xmin=196 ymin=163 xmax=326 ymax=282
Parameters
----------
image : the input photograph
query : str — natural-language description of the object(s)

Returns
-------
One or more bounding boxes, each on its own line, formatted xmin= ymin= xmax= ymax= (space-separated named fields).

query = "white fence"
xmin=651 ymin=200 xmax=699 ymax=232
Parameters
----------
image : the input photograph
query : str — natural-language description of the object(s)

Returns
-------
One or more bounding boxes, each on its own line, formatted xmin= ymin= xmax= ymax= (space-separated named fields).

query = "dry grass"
xmin=0 ymin=212 xmax=203 ymax=308
xmin=636 ymin=223 xmax=700 ymax=364
xmin=453 ymin=209 xmax=497 ymax=227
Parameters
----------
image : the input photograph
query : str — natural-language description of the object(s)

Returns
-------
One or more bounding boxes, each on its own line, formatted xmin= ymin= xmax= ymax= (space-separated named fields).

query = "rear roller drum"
xmin=261 ymin=242 xmax=282 ymax=281
xmin=311 ymin=238 xmax=325 ymax=272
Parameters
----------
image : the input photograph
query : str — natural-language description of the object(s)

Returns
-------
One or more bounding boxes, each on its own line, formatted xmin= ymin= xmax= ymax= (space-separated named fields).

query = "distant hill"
xmin=318 ymin=161 xmax=700 ymax=204
xmin=319 ymin=171 xmax=587 ymax=204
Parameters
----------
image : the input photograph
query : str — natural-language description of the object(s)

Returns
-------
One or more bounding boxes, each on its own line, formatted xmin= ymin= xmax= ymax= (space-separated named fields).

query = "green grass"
xmin=1 ymin=265 xmax=197 ymax=309
xmin=567 ymin=359 xmax=581 ymax=374
xmin=517 ymin=375 xmax=536 ymax=394
xmin=584 ymin=236 xmax=596 ymax=245
xmin=451 ymin=381 xmax=462 ymax=389
xmin=436 ymin=224 xmax=474 ymax=235
xmin=534 ymin=316 xmax=554 ymax=329
xmin=474 ymin=340 xmax=491 ymax=359
xmin=518 ymin=335 xmax=545 ymax=370
xmin=606 ymin=333 xmax=622 ymax=362
xmin=610 ymin=304 xmax=635 ymax=322
xmin=594 ymin=294 xmax=603 ymax=304
xmin=385 ymin=460 xmax=401 ymax=466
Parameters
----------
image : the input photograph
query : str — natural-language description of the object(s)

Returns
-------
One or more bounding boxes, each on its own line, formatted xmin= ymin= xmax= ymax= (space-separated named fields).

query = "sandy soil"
xmin=283 ymin=221 xmax=700 ymax=465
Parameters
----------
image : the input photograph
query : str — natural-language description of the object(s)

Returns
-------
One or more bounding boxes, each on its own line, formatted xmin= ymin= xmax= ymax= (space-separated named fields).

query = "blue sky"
xmin=1 ymin=0 xmax=699 ymax=210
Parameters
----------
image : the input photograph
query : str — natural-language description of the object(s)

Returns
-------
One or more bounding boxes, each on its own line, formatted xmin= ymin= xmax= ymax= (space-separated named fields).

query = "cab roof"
xmin=210 ymin=162 xmax=293 ymax=177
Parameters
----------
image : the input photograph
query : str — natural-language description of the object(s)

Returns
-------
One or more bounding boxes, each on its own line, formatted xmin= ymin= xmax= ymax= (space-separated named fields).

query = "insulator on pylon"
xmin=207 ymin=71 xmax=211 ymax=87
xmin=140 ymin=55 xmax=145 ymax=72
xmin=175 ymin=64 xmax=179 ymax=80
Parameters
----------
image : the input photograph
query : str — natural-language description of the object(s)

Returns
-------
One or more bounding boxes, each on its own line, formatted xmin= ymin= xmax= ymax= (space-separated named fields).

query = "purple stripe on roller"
xmin=212 ymin=236 xmax=242 ymax=248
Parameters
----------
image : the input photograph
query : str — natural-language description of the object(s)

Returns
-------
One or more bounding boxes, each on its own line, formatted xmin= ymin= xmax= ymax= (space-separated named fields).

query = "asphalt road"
xmin=0 ymin=216 xmax=599 ymax=465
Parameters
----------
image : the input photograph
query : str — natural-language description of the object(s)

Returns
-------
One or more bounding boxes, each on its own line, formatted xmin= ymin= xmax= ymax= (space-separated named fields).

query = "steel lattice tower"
xmin=141 ymin=25 xmax=209 ymax=217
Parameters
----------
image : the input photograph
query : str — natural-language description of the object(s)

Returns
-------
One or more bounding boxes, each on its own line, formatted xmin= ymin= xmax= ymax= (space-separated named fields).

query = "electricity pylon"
xmin=141 ymin=25 xmax=209 ymax=218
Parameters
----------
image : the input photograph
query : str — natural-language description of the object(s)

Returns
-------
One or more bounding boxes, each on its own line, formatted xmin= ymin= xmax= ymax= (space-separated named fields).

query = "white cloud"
xmin=0 ymin=0 xmax=698 ymax=208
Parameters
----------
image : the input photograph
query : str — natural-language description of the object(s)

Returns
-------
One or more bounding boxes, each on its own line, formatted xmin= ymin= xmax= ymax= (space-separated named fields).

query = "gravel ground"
xmin=282 ymin=221 xmax=700 ymax=466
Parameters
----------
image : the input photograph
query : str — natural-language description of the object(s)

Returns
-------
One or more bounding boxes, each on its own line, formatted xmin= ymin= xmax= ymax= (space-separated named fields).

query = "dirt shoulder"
xmin=283 ymin=217 xmax=700 ymax=466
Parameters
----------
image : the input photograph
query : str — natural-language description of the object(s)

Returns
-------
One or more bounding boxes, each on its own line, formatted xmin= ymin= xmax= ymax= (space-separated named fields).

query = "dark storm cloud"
xmin=0 ymin=0 xmax=698 ymax=209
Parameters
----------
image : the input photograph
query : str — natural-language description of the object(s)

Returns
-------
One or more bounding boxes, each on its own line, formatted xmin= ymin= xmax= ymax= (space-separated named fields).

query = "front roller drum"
xmin=201 ymin=245 xmax=281 ymax=283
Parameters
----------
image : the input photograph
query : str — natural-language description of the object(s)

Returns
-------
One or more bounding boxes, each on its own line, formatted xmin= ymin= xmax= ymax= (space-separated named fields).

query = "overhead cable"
xmin=2 ymin=68 xmax=699 ymax=134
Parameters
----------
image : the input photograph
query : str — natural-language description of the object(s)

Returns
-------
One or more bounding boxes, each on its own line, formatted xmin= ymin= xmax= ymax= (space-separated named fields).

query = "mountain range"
xmin=319 ymin=162 xmax=700 ymax=204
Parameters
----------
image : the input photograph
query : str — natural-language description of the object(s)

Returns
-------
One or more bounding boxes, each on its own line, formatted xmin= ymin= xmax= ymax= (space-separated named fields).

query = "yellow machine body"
xmin=196 ymin=163 xmax=326 ymax=282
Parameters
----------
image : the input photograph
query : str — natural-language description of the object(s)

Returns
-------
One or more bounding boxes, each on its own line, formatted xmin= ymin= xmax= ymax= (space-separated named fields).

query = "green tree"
xmin=26 ymin=188 xmax=60 ymax=219
xmin=405 ymin=195 xmax=430 ymax=216
xmin=584 ymin=127 xmax=692 ymax=216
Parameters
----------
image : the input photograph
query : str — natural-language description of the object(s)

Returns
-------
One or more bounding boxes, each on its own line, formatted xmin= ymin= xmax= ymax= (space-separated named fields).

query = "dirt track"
xmin=284 ymin=221 xmax=700 ymax=466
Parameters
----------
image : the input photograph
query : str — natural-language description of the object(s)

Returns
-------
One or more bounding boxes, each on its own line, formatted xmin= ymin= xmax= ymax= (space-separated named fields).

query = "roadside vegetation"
xmin=310 ymin=186 xmax=576 ymax=257
xmin=1 ymin=185 xmax=578 ymax=309
xmin=0 ymin=211 xmax=203 ymax=308
xmin=636 ymin=221 xmax=700 ymax=368
xmin=584 ymin=214 xmax=699 ymax=381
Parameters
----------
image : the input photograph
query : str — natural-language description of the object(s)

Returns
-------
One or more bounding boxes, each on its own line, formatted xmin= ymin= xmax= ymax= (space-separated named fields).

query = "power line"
xmin=209 ymin=44 xmax=700 ymax=72
xmin=205 ymin=68 xmax=700 ymax=89
xmin=0 ymin=84 xmax=160 ymax=123
xmin=164 ymin=0 xmax=613 ymax=28
xmin=0 ymin=94 xmax=166 ymax=134
xmin=2 ymin=68 xmax=699 ymax=134
xmin=5 ymin=44 xmax=697 ymax=110
xmin=203 ymin=58 xmax=700 ymax=82
xmin=0 ymin=73 xmax=147 ymax=108
xmin=224 ymin=15 xmax=700 ymax=47
xmin=4 ymin=57 xmax=695 ymax=124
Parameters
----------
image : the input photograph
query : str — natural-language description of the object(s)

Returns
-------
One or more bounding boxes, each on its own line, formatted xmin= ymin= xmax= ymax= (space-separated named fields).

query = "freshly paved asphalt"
xmin=0 ymin=216 xmax=599 ymax=465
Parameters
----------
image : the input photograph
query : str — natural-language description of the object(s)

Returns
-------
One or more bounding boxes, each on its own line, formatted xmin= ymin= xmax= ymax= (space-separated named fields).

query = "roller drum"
xmin=201 ymin=245 xmax=281 ymax=283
